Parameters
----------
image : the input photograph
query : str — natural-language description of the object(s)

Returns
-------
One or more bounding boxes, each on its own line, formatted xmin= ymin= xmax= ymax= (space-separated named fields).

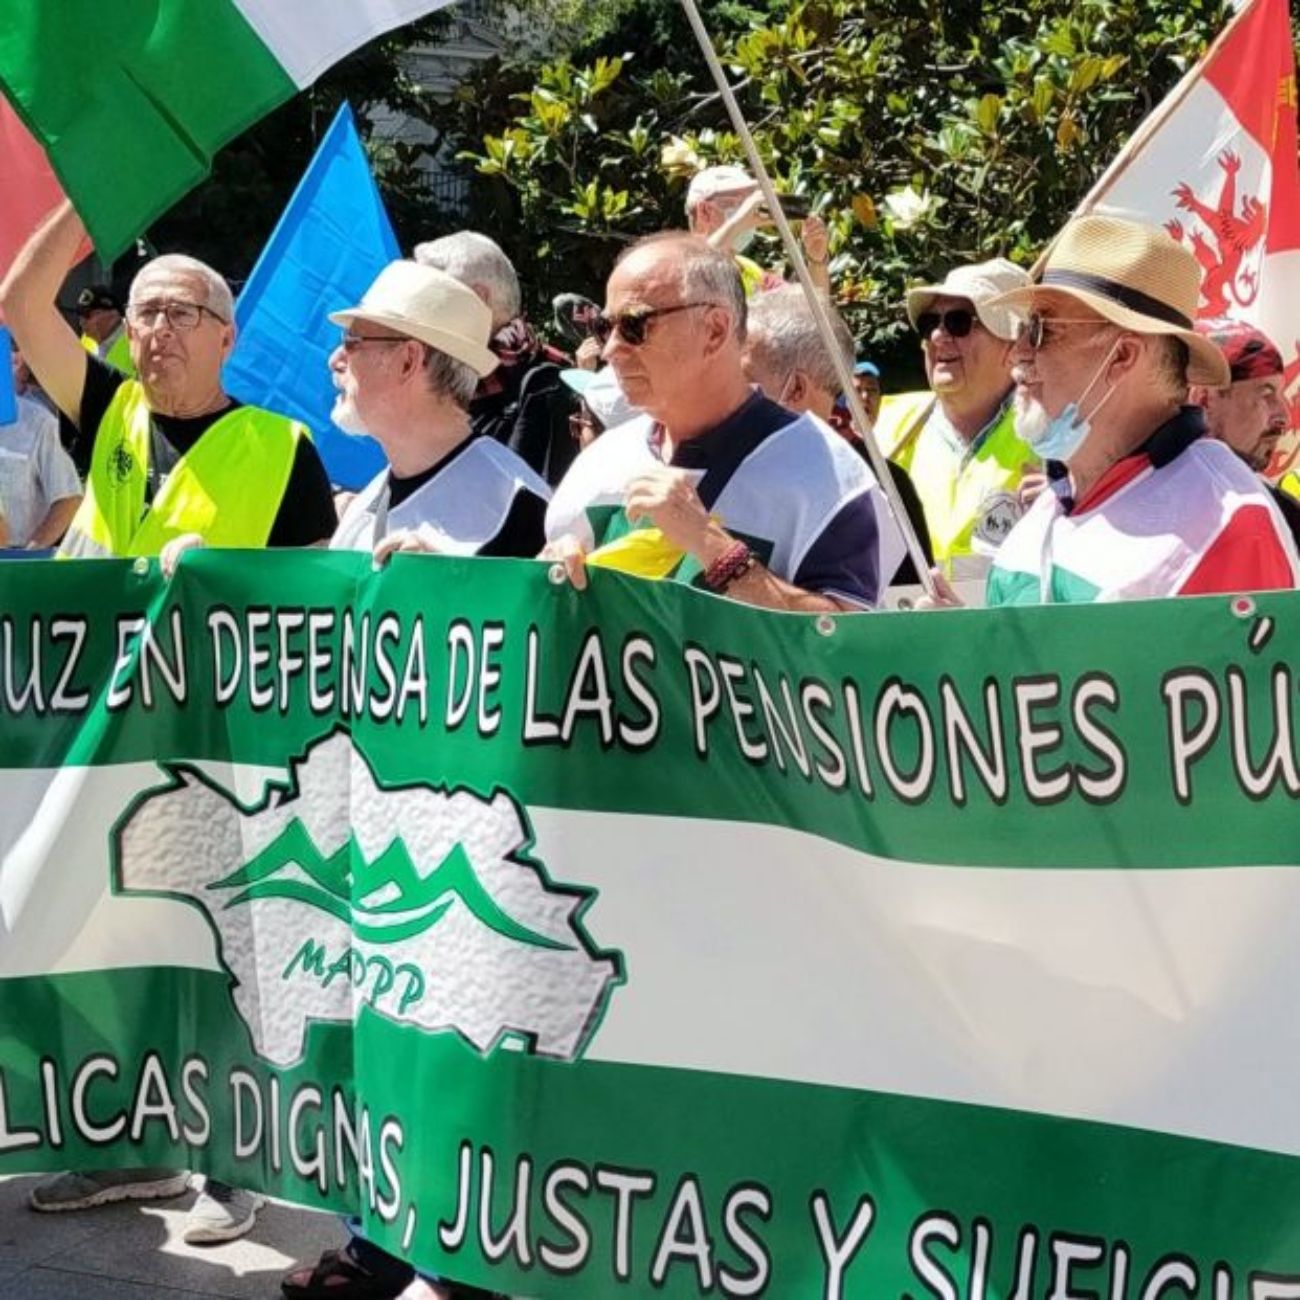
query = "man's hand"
xmin=373 ymin=524 xmax=452 ymax=566
xmin=539 ymin=535 xmax=590 ymax=590
xmin=914 ymin=567 xmax=965 ymax=610
xmin=1017 ymin=464 xmax=1048 ymax=510
xmin=800 ymin=214 xmax=829 ymax=265
xmin=160 ymin=532 xmax=205 ymax=578
xmin=708 ymin=189 xmax=769 ymax=253
xmin=575 ymin=337 xmax=602 ymax=371
xmin=624 ymin=467 xmax=713 ymax=558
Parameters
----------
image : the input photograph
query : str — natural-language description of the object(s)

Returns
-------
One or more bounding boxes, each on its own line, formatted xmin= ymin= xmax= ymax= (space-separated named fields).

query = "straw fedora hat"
xmin=330 ymin=260 xmax=498 ymax=377
xmin=906 ymin=257 xmax=1030 ymax=342
xmin=991 ymin=215 xmax=1229 ymax=387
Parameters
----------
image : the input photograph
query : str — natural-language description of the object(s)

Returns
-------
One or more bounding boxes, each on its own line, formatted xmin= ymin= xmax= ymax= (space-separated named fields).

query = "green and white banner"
xmin=3 ymin=552 xmax=1300 ymax=1296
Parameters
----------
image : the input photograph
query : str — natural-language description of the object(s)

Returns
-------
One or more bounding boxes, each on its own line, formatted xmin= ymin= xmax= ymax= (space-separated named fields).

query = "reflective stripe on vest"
xmin=60 ymin=381 xmax=303 ymax=559
xmin=883 ymin=393 xmax=1036 ymax=577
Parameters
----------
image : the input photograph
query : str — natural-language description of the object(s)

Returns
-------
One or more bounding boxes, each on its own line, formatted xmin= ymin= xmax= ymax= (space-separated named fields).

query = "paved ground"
xmin=0 ymin=1175 xmax=344 ymax=1299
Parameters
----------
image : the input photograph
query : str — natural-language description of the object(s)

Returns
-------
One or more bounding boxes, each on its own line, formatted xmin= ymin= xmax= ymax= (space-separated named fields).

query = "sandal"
xmin=281 ymin=1247 xmax=412 ymax=1300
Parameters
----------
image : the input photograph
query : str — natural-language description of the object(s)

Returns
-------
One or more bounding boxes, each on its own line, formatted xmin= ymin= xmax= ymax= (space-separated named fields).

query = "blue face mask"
xmin=1023 ymin=340 xmax=1120 ymax=463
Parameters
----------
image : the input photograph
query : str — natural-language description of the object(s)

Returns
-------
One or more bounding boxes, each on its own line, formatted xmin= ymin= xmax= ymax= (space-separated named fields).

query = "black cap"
xmin=76 ymin=284 xmax=122 ymax=317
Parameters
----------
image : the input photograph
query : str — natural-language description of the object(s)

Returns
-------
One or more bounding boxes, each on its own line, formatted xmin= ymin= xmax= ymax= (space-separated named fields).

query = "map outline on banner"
xmin=108 ymin=727 xmax=626 ymax=1069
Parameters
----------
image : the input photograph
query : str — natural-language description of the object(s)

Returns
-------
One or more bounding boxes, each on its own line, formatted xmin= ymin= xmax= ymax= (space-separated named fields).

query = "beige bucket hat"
xmin=330 ymin=260 xmax=498 ymax=377
xmin=905 ymin=257 xmax=1031 ymax=342
xmin=990 ymin=215 xmax=1229 ymax=387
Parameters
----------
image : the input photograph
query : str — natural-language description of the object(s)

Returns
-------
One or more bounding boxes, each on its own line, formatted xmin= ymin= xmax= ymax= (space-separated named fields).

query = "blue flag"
xmin=224 ymin=104 xmax=397 ymax=489
xmin=0 ymin=328 xmax=16 ymax=426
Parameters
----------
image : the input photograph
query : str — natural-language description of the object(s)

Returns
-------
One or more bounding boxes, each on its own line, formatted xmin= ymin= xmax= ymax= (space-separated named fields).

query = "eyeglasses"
xmin=593 ymin=302 xmax=716 ymax=347
xmin=339 ymin=332 xmax=410 ymax=354
xmin=1016 ymin=313 xmax=1113 ymax=350
xmin=125 ymin=300 xmax=227 ymax=331
xmin=915 ymin=308 xmax=979 ymax=339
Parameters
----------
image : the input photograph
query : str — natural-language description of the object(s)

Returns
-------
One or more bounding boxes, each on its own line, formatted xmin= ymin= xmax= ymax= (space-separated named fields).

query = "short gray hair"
xmin=423 ymin=345 xmax=479 ymax=410
xmin=130 ymin=254 xmax=234 ymax=323
xmin=1153 ymin=336 xmax=1190 ymax=399
xmin=617 ymin=232 xmax=747 ymax=343
xmin=413 ymin=232 xmax=521 ymax=327
xmin=745 ymin=285 xmax=854 ymax=398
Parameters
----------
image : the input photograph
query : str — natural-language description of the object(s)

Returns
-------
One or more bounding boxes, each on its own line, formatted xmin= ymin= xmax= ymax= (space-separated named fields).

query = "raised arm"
xmin=0 ymin=201 xmax=91 ymax=423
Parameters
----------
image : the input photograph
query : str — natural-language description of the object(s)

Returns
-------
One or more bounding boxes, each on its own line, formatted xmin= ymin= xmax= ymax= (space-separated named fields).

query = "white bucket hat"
xmin=905 ymin=257 xmax=1031 ymax=342
xmin=329 ymin=260 xmax=498 ymax=377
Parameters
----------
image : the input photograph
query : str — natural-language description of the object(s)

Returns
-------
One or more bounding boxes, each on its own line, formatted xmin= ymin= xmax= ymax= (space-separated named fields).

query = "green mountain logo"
xmin=210 ymin=820 xmax=569 ymax=950
xmin=112 ymin=731 xmax=623 ymax=1067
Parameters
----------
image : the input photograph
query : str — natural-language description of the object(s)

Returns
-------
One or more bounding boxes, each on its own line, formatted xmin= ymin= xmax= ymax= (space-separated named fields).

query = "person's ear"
xmin=219 ymin=321 xmax=236 ymax=361
xmin=789 ymin=372 xmax=809 ymax=405
xmin=700 ymin=304 xmax=734 ymax=357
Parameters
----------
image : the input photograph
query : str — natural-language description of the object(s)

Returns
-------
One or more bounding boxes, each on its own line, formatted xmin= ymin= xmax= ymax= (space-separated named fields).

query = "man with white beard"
xmin=164 ymin=260 xmax=550 ymax=578
xmin=924 ymin=216 xmax=1299 ymax=605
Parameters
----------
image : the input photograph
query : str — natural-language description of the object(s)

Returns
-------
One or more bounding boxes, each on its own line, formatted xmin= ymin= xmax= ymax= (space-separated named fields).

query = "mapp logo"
xmin=111 ymin=732 xmax=623 ymax=1067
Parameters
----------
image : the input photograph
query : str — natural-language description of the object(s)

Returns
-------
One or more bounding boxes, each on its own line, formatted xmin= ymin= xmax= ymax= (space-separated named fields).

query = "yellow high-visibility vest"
xmin=60 ymin=380 xmax=304 ymax=559
xmin=877 ymin=390 xmax=1036 ymax=578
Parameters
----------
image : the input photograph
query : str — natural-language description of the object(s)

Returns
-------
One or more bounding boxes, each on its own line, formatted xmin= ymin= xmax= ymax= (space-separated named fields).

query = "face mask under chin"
xmin=1020 ymin=338 xmax=1122 ymax=464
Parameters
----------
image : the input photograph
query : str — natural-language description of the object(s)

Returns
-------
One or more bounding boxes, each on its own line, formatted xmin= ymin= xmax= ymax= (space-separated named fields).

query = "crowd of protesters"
xmin=2 ymin=160 xmax=1300 ymax=1297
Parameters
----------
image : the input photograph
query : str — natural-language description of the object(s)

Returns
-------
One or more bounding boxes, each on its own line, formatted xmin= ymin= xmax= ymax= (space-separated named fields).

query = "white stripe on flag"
xmin=230 ymin=0 xmax=454 ymax=87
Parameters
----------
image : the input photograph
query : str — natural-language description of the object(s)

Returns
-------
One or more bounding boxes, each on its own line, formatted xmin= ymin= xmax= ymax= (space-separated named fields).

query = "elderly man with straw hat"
xmin=958 ymin=215 xmax=1300 ymax=605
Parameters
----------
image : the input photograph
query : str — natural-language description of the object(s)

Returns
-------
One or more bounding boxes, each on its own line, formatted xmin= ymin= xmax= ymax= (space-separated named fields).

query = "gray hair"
xmin=617 ymin=232 xmax=747 ymax=343
xmin=423 ymin=345 xmax=479 ymax=411
xmin=1154 ymin=336 xmax=1190 ymax=399
xmin=413 ymin=232 xmax=521 ymax=327
xmin=130 ymin=254 xmax=234 ymax=323
xmin=745 ymin=285 xmax=854 ymax=398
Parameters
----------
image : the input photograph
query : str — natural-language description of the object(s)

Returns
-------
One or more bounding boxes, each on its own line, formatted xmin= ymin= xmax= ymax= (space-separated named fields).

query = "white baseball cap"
xmin=686 ymin=165 xmax=756 ymax=209
xmin=330 ymin=260 xmax=498 ymax=377
xmin=905 ymin=257 xmax=1031 ymax=342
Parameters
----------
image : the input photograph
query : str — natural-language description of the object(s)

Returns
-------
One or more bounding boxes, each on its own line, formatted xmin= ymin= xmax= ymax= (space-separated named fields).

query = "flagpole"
xmin=675 ymin=0 xmax=937 ymax=600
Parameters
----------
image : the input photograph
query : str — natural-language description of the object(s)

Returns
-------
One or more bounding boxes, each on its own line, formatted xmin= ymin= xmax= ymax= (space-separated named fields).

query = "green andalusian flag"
xmin=2 ymin=552 xmax=1300 ymax=1296
xmin=0 ymin=0 xmax=451 ymax=259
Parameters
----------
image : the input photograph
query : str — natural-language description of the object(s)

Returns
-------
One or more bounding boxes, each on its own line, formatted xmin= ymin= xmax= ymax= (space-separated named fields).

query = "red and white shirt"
xmin=987 ymin=410 xmax=1300 ymax=605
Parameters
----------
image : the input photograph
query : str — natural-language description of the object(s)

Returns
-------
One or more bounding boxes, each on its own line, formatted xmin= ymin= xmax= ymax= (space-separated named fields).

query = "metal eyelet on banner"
xmin=132 ymin=557 xmax=150 ymax=577
xmin=815 ymin=613 xmax=836 ymax=637
xmin=547 ymin=562 xmax=568 ymax=586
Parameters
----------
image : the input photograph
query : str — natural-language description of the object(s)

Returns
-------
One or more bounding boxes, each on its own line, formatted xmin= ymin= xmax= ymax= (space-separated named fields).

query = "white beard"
xmin=1013 ymin=391 xmax=1050 ymax=448
xmin=331 ymin=392 xmax=369 ymax=437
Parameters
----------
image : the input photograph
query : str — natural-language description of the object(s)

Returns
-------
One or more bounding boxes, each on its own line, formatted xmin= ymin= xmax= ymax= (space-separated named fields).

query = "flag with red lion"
xmin=1078 ymin=0 xmax=1300 ymax=483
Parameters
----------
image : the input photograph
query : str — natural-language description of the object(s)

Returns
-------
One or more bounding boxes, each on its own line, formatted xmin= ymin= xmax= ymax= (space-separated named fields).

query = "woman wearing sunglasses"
xmin=542 ymin=232 xmax=907 ymax=611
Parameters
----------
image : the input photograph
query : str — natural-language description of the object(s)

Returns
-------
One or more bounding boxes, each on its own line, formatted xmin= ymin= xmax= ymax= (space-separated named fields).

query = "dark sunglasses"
xmin=593 ymin=301 xmax=714 ymax=347
xmin=915 ymin=308 xmax=979 ymax=339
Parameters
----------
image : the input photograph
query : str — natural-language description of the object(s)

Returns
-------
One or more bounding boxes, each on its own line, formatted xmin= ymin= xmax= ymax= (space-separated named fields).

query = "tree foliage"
xmin=438 ymin=0 xmax=1234 ymax=379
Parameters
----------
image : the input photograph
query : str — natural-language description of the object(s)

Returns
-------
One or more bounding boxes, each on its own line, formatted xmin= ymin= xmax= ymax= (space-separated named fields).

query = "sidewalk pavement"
xmin=0 ymin=1175 xmax=343 ymax=1299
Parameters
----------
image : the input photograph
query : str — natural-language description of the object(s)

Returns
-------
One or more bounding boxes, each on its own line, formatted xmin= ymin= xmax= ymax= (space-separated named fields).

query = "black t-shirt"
xmin=1269 ymin=483 xmax=1300 ymax=551
xmin=64 ymin=354 xmax=337 ymax=547
xmin=384 ymin=436 xmax=548 ymax=558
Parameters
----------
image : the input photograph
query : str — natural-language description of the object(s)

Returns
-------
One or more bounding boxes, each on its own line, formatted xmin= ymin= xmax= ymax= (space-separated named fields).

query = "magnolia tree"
xmin=436 ymin=0 xmax=1233 ymax=380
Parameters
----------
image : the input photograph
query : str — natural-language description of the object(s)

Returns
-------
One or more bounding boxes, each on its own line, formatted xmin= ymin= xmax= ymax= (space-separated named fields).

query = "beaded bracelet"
xmin=703 ymin=539 xmax=755 ymax=592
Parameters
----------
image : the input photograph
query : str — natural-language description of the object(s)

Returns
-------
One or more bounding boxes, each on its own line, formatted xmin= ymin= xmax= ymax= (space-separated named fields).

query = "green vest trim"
xmin=61 ymin=382 xmax=304 ymax=559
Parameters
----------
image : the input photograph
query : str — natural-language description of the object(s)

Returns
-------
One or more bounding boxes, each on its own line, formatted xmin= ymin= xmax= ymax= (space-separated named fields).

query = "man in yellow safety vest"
xmin=0 ymin=201 xmax=336 ymax=562
xmin=875 ymin=257 xmax=1039 ymax=580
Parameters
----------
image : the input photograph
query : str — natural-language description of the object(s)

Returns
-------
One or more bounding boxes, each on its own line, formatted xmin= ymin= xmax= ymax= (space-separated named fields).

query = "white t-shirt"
xmin=331 ymin=435 xmax=551 ymax=556
xmin=546 ymin=392 xmax=905 ymax=608
xmin=0 ymin=395 xmax=82 ymax=548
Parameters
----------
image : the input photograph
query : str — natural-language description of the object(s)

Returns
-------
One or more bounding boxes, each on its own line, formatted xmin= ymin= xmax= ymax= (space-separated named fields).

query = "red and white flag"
xmin=0 ymin=95 xmax=72 ymax=280
xmin=1079 ymin=0 xmax=1300 ymax=480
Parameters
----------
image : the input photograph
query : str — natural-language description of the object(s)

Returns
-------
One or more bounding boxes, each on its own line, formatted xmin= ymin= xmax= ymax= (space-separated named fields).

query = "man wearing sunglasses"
xmin=0 ymin=201 xmax=336 ymax=564
xmin=875 ymin=257 xmax=1037 ymax=581
xmin=545 ymin=233 xmax=905 ymax=610
xmin=966 ymin=216 xmax=1298 ymax=605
